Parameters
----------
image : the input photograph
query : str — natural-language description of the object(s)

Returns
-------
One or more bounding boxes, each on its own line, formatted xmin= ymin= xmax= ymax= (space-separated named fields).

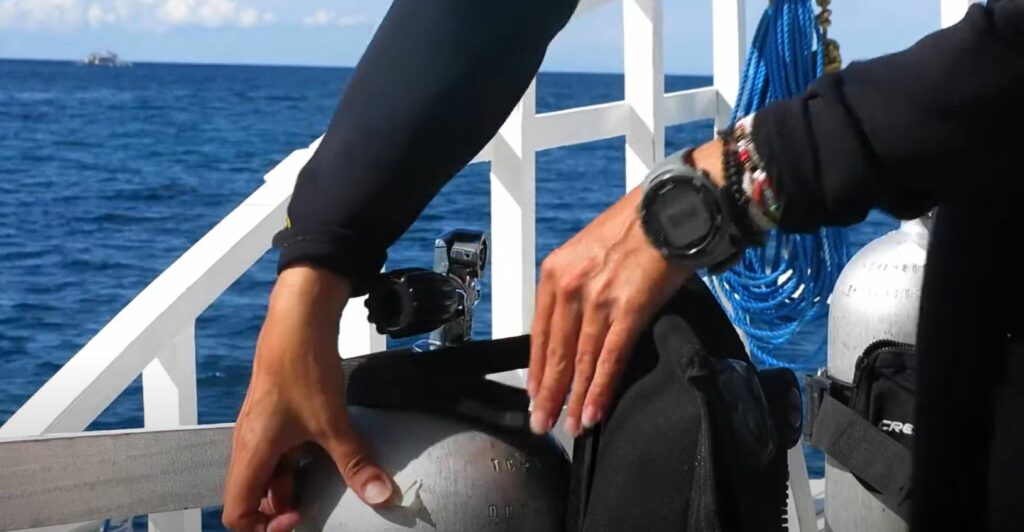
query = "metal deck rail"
xmin=0 ymin=1 xmax=974 ymax=531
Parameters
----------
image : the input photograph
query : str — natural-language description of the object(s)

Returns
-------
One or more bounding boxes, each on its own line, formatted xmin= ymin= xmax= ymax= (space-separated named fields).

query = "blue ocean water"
xmin=0 ymin=59 xmax=897 ymax=527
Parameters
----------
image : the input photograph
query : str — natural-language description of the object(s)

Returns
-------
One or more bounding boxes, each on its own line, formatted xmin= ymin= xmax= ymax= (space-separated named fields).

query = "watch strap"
xmin=640 ymin=147 xmax=692 ymax=193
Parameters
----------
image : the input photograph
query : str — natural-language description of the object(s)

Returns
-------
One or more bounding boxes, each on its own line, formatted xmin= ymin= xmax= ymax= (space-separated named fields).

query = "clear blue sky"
xmin=0 ymin=0 xmax=954 ymax=74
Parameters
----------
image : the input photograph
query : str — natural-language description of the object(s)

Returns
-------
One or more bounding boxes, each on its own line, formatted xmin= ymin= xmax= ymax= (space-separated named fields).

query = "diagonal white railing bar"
xmin=0 ymin=147 xmax=307 ymax=438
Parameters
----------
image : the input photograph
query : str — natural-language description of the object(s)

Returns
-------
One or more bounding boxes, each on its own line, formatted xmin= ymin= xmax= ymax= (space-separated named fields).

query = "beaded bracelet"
xmin=721 ymin=114 xmax=780 ymax=231
xmin=719 ymin=130 xmax=766 ymax=248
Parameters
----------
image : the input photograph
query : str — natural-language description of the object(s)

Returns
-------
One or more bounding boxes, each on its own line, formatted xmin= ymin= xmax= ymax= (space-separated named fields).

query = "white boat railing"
xmin=0 ymin=0 xmax=974 ymax=531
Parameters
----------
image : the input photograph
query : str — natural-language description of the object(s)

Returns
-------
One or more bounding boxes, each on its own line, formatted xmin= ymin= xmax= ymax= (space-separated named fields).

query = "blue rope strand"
xmin=707 ymin=0 xmax=850 ymax=371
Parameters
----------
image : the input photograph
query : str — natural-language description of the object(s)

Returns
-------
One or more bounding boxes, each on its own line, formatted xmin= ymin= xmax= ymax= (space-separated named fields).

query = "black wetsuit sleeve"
xmin=271 ymin=0 xmax=579 ymax=296
xmin=753 ymin=0 xmax=1024 ymax=232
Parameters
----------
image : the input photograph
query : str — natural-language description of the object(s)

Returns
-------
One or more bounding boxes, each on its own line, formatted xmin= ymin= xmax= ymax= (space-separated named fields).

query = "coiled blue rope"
xmin=707 ymin=0 xmax=850 ymax=370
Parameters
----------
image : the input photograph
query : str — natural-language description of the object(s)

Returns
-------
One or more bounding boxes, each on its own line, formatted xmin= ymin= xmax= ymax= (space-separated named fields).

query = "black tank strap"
xmin=343 ymin=335 xmax=531 ymax=431
xmin=811 ymin=394 xmax=913 ymax=521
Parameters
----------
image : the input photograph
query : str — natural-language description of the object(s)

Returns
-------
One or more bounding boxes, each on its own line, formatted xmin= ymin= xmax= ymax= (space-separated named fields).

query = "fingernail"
xmin=565 ymin=416 xmax=580 ymax=438
xmin=582 ymin=405 xmax=601 ymax=428
xmin=530 ymin=411 xmax=552 ymax=435
xmin=363 ymin=478 xmax=392 ymax=505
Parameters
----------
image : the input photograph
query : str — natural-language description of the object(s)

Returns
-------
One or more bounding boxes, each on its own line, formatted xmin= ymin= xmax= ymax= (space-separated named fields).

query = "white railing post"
xmin=339 ymin=295 xmax=386 ymax=358
xmin=785 ymin=445 xmax=818 ymax=531
xmin=712 ymin=0 xmax=746 ymax=126
xmin=623 ymin=0 xmax=665 ymax=189
xmin=142 ymin=323 xmax=201 ymax=532
xmin=490 ymin=80 xmax=537 ymax=340
xmin=142 ymin=325 xmax=198 ymax=429
xmin=941 ymin=0 xmax=973 ymax=27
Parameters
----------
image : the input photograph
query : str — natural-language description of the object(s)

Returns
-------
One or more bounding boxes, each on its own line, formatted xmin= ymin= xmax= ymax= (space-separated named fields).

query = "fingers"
xmin=267 ymin=512 xmax=302 ymax=532
xmin=582 ymin=319 xmax=638 ymax=430
xmin=531 ymin=284 xmax=583 ymax=435
xmin=529 ymin=260 xmax=558 ymax=400
xmin=266 ymin=451 xmax=298 ymax=515
xmin=222 ymin=433 xmax=279 ymax=532
xmin=320 ymin=422 xmax=395 ymax=507
xmin=564 ymin=303 xmax=611 ymax=437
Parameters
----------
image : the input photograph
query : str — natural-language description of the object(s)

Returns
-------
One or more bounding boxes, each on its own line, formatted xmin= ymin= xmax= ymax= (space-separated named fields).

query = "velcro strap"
xmin=810 ymin=394 xmax=913 ymax=520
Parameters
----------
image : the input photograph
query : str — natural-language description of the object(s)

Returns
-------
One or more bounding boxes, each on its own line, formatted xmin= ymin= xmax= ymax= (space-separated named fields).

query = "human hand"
xmin=222 ymin=266 xmax=394 ymax=532
xmin=528 ymin=140 xmax=724 ymax=438
xmin=527 ymin=186 xmax=689 ymax=437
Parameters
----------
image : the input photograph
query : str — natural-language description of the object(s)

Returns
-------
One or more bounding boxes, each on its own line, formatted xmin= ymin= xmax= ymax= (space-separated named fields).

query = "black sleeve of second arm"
xmin=753 ymin=0 xmax=1024 ymax=232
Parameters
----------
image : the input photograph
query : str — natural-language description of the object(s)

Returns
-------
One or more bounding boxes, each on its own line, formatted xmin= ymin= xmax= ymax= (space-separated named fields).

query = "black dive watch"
xmin=638 ymin=147 xmax=751 ymax=274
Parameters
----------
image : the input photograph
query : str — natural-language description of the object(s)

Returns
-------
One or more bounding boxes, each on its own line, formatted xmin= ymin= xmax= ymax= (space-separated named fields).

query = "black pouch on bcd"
xmin=567 ymin=278 xmax=800 ymax=532
xmin=807 ymin=339 xmax=917 ymax=521
xmin=851 ymin=340 xmax=917 ymax=449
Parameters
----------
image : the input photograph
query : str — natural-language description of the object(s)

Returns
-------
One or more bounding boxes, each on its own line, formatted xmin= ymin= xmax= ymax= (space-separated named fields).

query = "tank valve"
xmin=365 ymin=229 xmax=488 ymax=350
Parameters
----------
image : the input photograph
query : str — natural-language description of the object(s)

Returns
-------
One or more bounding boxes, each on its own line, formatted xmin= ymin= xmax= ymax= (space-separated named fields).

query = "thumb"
xmin=320 ymin=423 xmax=394 ymax=507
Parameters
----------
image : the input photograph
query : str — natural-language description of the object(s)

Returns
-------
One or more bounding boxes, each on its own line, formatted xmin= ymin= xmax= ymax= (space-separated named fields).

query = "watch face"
xmin=651 ymin=180 xmax=713 ymax=251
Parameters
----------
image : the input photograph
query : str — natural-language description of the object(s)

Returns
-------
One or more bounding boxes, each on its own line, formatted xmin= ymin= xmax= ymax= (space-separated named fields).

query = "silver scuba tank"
xmin=823 ymin=216 xmax=930 ymax=531
xmin=294 ymin=228 xmax=570 ymax=531
xmin=295 ymin=407 xmax=570 ymax=531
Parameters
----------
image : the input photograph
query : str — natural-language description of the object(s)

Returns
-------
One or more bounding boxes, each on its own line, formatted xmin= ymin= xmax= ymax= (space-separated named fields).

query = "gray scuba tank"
xmin=823 ymin=216 xmax=930 ymax=531
xmin=295 ymin=407 xmax=570 ymax=531
xmin=294 ymin=228 xmax=570 ymax=531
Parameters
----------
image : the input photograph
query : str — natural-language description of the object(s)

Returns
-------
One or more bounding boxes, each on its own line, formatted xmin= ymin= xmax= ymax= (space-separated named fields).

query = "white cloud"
xmin=236 ymin=7 xmax=259 ymax=27
xmin=156 ymin=0 xmax=271 ymax=28
xmin=0 ymin=0 xmax=273 ymax=29
xmin=0 ymin=0 xmax=83 ymax=29
xmin=302 ymin=8 xmax=332 ymax=26
xmin=303 ymin=9 xmax=367 ymax=28
xmin=87 ymin=2 xmax=118 ymax=26
xmin=335 ymin=14 xmax=366 ymax=27
xmin=156 ymin=0 xmax=188 ymax=24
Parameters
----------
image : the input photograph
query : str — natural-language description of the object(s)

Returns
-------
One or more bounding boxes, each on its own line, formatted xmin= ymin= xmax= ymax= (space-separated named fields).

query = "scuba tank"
xmin=808 ymin=216 xmax=931 ymax=531
xmin=294 ymin=229 xmax=573 ymax=531
xmin=295 ymin=406 xmax=571 ymax=531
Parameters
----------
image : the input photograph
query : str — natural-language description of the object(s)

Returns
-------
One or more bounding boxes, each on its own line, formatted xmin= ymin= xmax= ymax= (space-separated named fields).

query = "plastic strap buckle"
xmin=803 ymin=368 xmax=853 ymax=444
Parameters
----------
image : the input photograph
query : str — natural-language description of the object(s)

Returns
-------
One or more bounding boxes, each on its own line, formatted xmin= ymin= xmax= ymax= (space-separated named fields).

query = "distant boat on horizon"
xmin=81 ymin=50 xmax=131 ymax=67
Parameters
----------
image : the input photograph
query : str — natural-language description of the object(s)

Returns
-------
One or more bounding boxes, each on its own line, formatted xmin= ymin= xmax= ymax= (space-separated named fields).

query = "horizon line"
xmin=0 ymin=55 xmax=713 ymax=78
